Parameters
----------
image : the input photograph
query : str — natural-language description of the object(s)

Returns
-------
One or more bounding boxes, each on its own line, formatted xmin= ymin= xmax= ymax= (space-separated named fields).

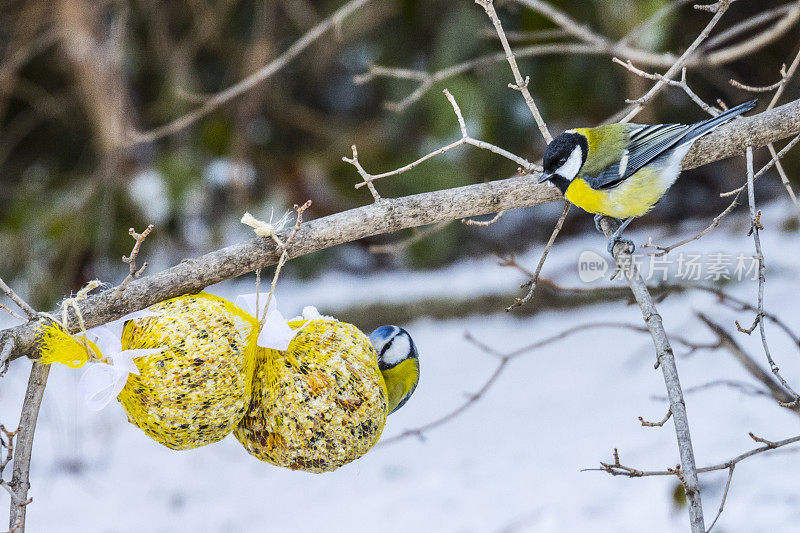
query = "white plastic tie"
xmin=77 ymin=309 xmax=162 ymax=411
xmin=236 ymin=293 xmax=298 ymax=351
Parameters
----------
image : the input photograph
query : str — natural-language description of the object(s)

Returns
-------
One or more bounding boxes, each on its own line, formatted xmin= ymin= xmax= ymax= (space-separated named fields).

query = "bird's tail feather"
xmin=680 ymin=99 xmax=757 ymax=146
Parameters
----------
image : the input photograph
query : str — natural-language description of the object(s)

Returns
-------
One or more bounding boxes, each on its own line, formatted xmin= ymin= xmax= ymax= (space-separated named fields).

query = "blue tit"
xmin=538 ymin=99 xmax=757 ymax=253
xmin=370 ymin=325 xmax=420 ymax=414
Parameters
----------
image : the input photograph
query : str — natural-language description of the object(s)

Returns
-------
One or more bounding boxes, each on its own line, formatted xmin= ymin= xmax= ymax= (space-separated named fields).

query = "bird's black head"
xmin=540 ymin=131 xmax=588 ymax=193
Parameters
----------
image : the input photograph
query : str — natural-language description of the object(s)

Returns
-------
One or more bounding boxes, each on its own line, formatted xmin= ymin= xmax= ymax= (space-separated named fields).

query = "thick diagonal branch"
xmin=1 ymin=99 xmax=799 ymax=365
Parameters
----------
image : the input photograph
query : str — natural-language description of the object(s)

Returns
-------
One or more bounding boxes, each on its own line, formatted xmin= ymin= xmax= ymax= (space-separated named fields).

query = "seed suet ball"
xmin=235 ymin=318 xmax=388 ymax=473
xmin=118 ymin=293 xmax=259 ymax=450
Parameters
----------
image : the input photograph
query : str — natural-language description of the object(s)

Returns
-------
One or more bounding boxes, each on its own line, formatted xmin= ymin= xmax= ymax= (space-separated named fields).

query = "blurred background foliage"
xmin=0 ymin=0 xmax=797 ymax=308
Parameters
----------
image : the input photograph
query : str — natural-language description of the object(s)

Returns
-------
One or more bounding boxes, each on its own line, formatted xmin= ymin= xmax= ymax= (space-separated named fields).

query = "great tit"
xmin=538 ymin=99 xmax=757 ymax=253
xmin=370 ymin=325 xmax=420 ymax=414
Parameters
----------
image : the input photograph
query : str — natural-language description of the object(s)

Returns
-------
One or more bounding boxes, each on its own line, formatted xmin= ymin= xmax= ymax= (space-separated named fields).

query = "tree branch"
xmin=125 ymin=0 xmax=370 ymax=145
xmin=697 ymin=313 xmax=800 ymax=412
xmin=599 ymin=216 xmax=705 ymax=532
xmin=8 ymin=362 xmax=49 ymax=532
xmin=2 ymin=99 xmax=800 ymax=365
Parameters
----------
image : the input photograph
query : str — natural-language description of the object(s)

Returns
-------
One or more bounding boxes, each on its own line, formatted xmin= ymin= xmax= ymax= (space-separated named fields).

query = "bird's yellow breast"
xmin=565 ymin=166 xmax=669 ymax=219
xmin=380 ymin=357 xmax=420 ymax=414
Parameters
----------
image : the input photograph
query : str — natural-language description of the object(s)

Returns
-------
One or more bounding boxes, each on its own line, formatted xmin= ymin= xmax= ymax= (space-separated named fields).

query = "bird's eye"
xmin=558 ymin=158 xmax=567 ymax=165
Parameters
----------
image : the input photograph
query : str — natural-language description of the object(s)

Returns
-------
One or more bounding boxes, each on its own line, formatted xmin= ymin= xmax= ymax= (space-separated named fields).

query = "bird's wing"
xmin=585 ymin=123 xmax=691 ymax=189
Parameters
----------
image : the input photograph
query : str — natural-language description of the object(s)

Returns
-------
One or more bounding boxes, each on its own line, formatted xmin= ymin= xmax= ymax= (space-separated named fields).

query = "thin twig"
xmin=256 ymin=201 xmax=310 ymax=326
xmin=115 ymin=225 xmax=154 ymax=295
xmin=506 ymin=202 xmax=570 ymax=310
xmin=588 ymin=432 xmax=800 ymax=478
xmin=126 ymin=0 xmax=370 ymax=144
xmin=380 ymin=320 xmax=698 ymax=446
xmin=618 ymin=0 xmax=731 ymax=124
xmin=462 ymin=211 xmax=505 ymax=227
xmin=345 ymin=89 xmax=536 ymax=194
xmin=0 ymin=304 xmax=25 ymax=322
xmin=475 ymin=0 xmax=553 ymax=143
xmin=358 ymin=3 xmax=798 ymax=114
xmin=705 ymin=464 xmax=733 ymax=533
xmin=730 ymin=77 xmax=785 ymax=93
xmin=0 ymin=278 xmax=36 ymax=321
xmin=0 ymin=425 xmax=22 ymax=506
xmin=745 ymin=147 xmax=800 ymax=405
xmin=639 ymin=408 xmax=673 ymax=427
xmin=614 ymin=59 xmax=717 ymax=115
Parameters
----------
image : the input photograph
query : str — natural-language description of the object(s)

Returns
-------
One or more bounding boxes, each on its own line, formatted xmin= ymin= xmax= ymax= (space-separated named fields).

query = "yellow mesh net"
xmin=118 ymin=292 xmax=259 ymax=450
xmin=36 ymin=291 xmax=392 ymax=467
xmin=39 ymin=323 xmax=103 ymax=368
xmin=235 ymin=318 xmax=388 ymax=473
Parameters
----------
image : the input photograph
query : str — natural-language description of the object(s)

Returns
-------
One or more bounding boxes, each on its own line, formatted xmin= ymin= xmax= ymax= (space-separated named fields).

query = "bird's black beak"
xmin=538 ymin=171 xmax=554 ymax=184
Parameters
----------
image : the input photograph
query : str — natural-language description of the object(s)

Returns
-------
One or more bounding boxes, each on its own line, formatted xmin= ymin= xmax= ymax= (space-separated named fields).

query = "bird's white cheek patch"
xmin=382 ymin=333 xmax=411 ymax=367
xmin=556 ymin=145 xmax=583 ymax=180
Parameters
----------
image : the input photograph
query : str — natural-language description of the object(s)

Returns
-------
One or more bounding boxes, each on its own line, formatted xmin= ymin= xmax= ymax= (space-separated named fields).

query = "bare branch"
xmin=697 ymin=313 xmax=800 ymax=412
xmin=506 ymin=201 xmax=570 ymax=310
xmin=0 ymin=278 xmax=36 ymax=321
xmin=2 ymin=100 xmax=800 ymax=365
xmin=115 ymin=225 xmax=154 ymax=295
xmin=462 ymin=211 xmax=505 ymax=227
xmin=475 ymin=0 xmax=552 ymax=143
xmin=745 ymin=147 xmax=800 ymax=405
xmin=359 ymin=3 xmax=799 ymax=113
xmin=589 ymin=432 xmax=800 ymax=479
xmin=639 ymin=408 xmax=672 ymax=427
xmin=599 ymin=216 xmax=705 ymax=532
xmin=126 ymin=0 xmax=370 ymax=145
xmin=380 ymin=320 xmax=699 ymax=446
xmin=705 ymin=465 xmax=733 ymax=533
xmin=8 ymin=362 xmax=49 ymax=532
xmin=614 ymin=60 xmax=717 ymax=115
xmin=730 ymin=77 xmax=785 ymax=93
xmin=618 ymin=1 xmax=731 ymax=124
xmin=0 ymin=424 xmax=30 ymax=509
xmin=346 ymin=89 xmax=536 ymax=194
xmin=0 ymin=304 xmax=25 ymax=323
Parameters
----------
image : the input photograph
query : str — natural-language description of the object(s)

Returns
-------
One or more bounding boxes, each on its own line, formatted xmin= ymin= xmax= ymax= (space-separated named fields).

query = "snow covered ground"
xmin=2 ymin=201 xmax=800 ymax=532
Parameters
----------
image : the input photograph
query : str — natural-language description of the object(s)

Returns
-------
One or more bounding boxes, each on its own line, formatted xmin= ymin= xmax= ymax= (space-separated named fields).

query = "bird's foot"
xmin=593 ymin=214 xmax=603 ymax=233
xmin=607 ymin=235 xmax=635 ymax=255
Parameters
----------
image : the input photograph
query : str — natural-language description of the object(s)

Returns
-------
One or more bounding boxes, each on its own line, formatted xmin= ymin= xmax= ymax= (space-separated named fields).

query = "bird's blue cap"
xmin=369 ymin=325 xmax=418 ymax=370
xmin=369 ymin=325 xmax=399 ymax=345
